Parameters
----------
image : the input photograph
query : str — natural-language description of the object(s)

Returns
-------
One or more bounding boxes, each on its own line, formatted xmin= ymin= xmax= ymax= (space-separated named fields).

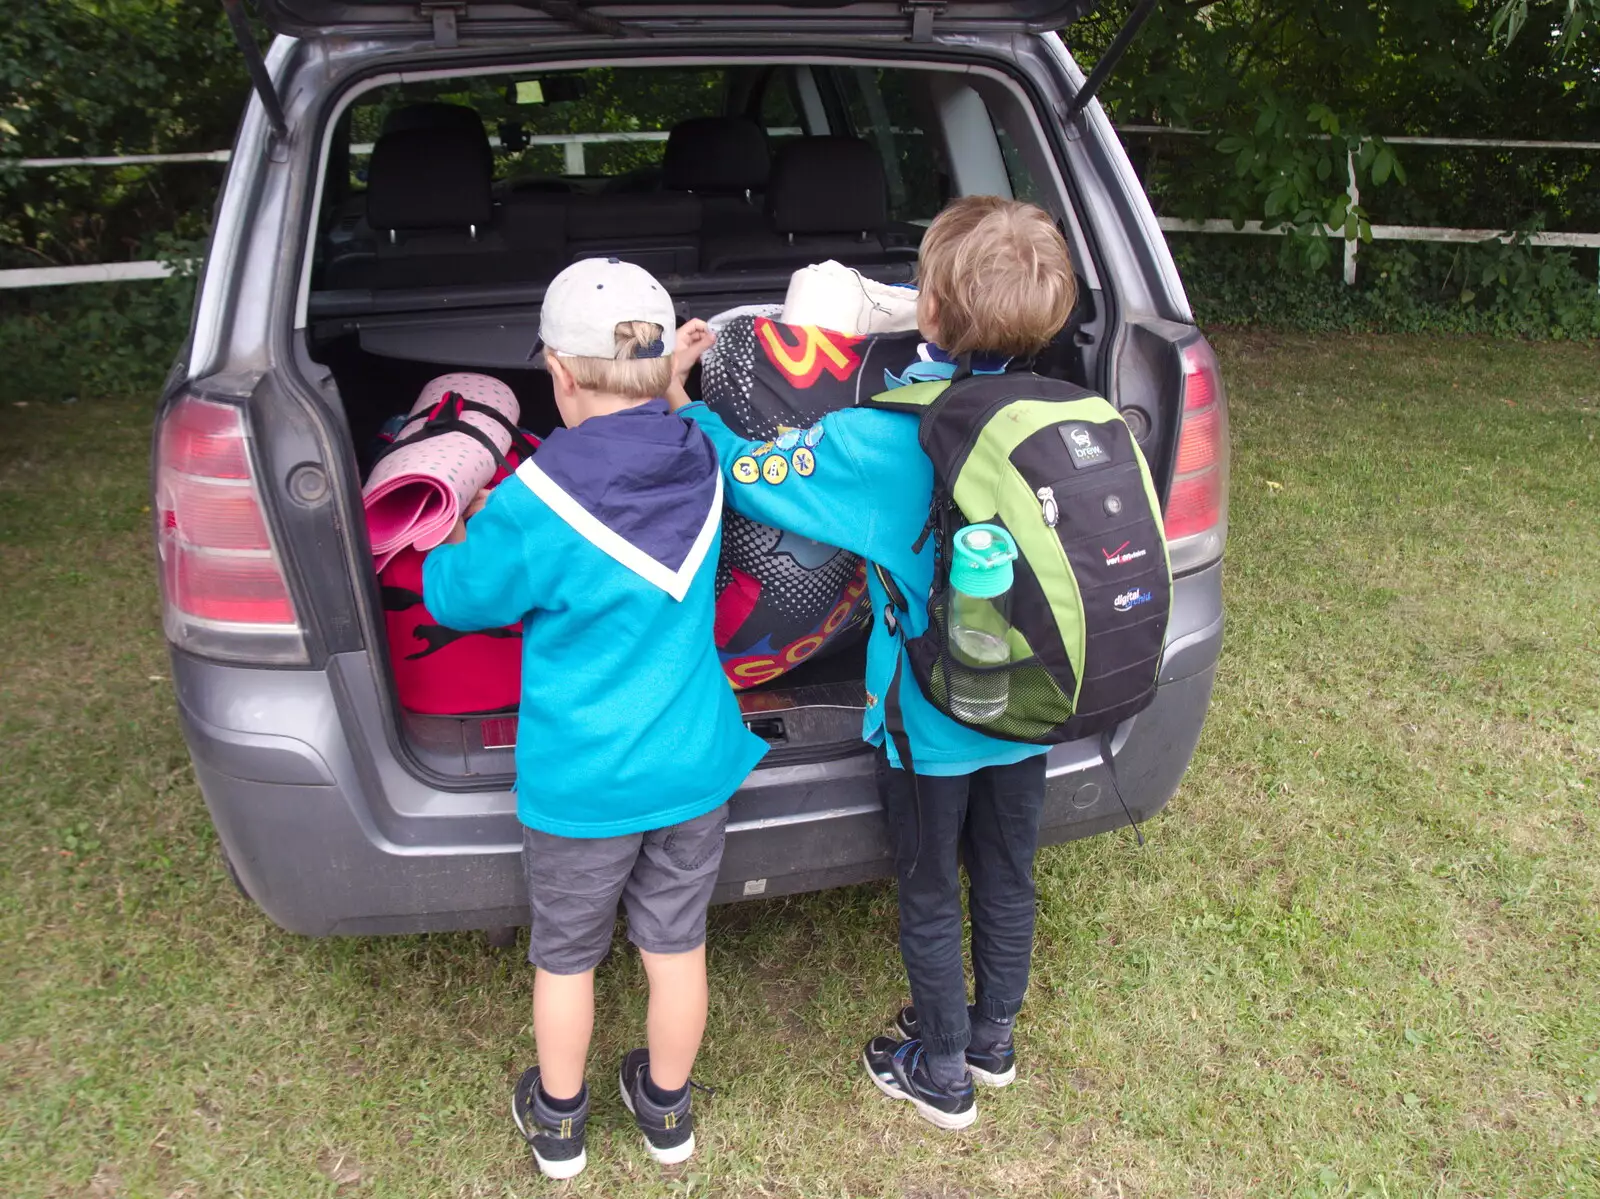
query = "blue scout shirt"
xmin=424 ymin=398 xmax=768 ymax=837
xmin=682 ymin=345 xmax=1049 ymax=776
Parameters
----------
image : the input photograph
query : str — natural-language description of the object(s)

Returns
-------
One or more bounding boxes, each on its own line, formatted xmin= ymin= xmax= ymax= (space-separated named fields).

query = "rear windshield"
xmin=312 ymin=61 xmax=1059 ymax=296
xmin=345 ymin=68 xmax=733 ymax=186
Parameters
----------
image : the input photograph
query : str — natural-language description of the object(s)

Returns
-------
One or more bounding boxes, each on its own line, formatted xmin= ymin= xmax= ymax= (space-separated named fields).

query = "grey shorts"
xmin=521 ymin=804 xmax=729 ymax=974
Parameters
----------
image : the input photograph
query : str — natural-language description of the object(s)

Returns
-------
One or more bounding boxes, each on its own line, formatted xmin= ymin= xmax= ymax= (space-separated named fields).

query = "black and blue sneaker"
xmin=511 ymin=1066 xmax=589 ymax=1180
xmin=861 ymin=1035 xmax=977 ymax=1130
xmin=895 ymin=1005 xmax=1017 ymax=1087
xmin=618 ymin=1048 xmax=697 ymax=1165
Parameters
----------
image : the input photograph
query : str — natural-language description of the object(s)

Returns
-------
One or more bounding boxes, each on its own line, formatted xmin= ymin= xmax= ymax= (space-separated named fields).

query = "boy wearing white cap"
xmin=423 ymin=258 xmax=766 ymax=1179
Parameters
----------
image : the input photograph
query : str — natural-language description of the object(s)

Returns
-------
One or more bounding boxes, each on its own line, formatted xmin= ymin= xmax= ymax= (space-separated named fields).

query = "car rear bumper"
xmin=174 ymin=563 xmax=1222 ymax=936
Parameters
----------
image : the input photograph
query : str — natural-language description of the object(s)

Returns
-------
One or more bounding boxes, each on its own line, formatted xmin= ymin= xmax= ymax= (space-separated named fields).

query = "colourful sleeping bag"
xmin=372 ymin=377 xmax=540 ymax=715
xmin=701 ymin=316 xmax=923 ymax=688
xmin=380 ymin=544 xmax=524 ymax=715
xmin=363 ymin=374 xmax=526 ymax=571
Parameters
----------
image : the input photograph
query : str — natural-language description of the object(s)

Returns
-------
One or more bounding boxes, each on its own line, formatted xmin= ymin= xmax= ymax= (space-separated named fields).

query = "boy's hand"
xmin=673 ymin=319 xmax=715 ymax=384
xmin=667 ymin=320 xmax=715 ymax=413
xmin=445 ymin=489 xmax=491 ymax=544
xmin=673 ymin=320 xmax=715 ymax=386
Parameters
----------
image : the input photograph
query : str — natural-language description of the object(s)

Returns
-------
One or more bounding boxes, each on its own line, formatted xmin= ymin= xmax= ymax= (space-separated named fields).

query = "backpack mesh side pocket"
xmin=907 ymin=589 xmax=1075 ymax=744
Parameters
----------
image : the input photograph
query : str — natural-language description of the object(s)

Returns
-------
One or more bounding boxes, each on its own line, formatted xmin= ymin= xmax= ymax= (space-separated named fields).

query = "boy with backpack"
xmin=668 ymin=197 xmax=1170 ymax=1129
xmin=424 ymin=258 xmax=767 ymax=1177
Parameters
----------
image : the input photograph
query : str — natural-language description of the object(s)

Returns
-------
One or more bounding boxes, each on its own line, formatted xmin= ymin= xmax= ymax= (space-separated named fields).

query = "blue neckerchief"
xmin=884 ymin=342 xmax=1011 ymax=390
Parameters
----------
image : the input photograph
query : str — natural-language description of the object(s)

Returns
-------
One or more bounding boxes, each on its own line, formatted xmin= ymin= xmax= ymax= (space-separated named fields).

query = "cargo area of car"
xmin=297 ymin=57 xmax=1105 ymax=782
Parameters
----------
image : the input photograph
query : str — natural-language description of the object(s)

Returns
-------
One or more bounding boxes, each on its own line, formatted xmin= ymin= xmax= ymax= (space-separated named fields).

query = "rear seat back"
xmin=768 ymin=137 xmax=887 ymax=237
xmin=664 ymin=116 xmax=770 ymax=196
xmin=323 ymin=106 xmax=570 ymax=289
xmin=705 ymin=136 xmax=916 ymax=272
xmin=564 ymin=192 xmax=702 ymax=275
xmin=514 ymin=116 xmax=765 ymax=275
xmin=365 ymin=126 xmax=494 ymax=238
xmin=664 ymin=116 xmax=770 ymax=238
xmin=326 ymin=114 xmax=532 ymax=290
xmin=381 ymin=101 xmax=490 ymax=138
xmin=321 ymin=115 xmax=914 ymax=292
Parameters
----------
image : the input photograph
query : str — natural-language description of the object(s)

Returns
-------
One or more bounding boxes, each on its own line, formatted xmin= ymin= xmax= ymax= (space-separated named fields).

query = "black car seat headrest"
xmin=366 ymin=126 xmax=494 ymax=233
xmin=381 ymin=102 xmax=489 ymax=139
xmin=663 ymin=116 xmax=771 ymax=195
xmin=767 ymin=137 xmax=889 ymax=237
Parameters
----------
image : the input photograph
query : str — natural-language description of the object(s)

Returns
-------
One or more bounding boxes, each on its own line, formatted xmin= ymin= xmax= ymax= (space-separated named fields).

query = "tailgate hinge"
xmin=1063 ymin=0 xmax=1157 ymax=125
xmin=422 ymin=2 xmax=464 ymax=48
xmin=220 ymin=0 xmax=288 ymax=141
xmin=903 ymin=1 xmax=945 ymax=43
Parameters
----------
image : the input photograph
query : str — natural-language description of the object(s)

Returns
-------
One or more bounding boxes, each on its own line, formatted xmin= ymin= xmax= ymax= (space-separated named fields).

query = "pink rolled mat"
xmin=363 ymin=373 xmax=521 ymax=571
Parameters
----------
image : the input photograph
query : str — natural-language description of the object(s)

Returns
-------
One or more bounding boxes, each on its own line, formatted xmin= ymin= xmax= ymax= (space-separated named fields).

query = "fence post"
xmin=1344 ymin=145 xmax=1360 ymax=286
xmin=563 ymin=141 xmax=586 ymax=176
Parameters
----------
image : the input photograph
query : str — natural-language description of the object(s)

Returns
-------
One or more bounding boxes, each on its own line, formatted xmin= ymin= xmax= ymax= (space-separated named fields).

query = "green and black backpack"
xmin=864 ymin=369 xmax=1172 ymax=816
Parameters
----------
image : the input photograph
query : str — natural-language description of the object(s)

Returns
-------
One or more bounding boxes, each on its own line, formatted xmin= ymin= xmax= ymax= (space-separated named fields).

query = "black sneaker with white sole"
xmin=861 ymin=1035 xmax=977 ymax=1130
xmin=895 ymin=1005 xmax=1017 ymax=1087
xmin=618 ymin=1048 xmax=696 ymax=1165
xmin=511 ymin=1067 xmax=589 ymax=1180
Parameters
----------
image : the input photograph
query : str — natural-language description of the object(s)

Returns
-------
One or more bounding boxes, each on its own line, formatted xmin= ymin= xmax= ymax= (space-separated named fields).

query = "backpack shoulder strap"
xmin=860 ymin=378 xmax=951 ymax=416
xmin=920 ymin=373 xmax=1108 ymax=488
xmin=869 ymin=561 xmax=928 ymax=878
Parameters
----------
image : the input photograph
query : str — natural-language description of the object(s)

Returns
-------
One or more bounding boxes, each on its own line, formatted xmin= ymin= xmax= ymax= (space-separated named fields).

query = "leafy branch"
xmin=1492 ymin=0 xmax=1600 ymax=57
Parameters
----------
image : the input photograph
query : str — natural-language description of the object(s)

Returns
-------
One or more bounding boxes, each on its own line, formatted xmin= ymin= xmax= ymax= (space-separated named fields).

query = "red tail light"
xmin=1166 ymin=339 xmax=1230 ymax=569
xmin=1173 ymin=406 xmax=1221 ymax=475
xmin=158 ymin=398 xmax=251 ymax=478
xmin=1166 ymin=468 xmax=1225 ymax=539
xmin=154 ymin=394 xmax=306 ymax=663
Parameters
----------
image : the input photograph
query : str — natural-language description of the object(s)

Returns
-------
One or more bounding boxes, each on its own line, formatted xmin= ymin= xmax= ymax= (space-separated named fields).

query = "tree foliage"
xmin=1072 ymin=0 xmax=1599 ymax=270
xmin=1493 ymin=0 xmax=1600 ymax=57
xmin=0 ymin=0 xmax=1594 ymax=354
xmin=0 ymin=1 xmax=248 ymax=269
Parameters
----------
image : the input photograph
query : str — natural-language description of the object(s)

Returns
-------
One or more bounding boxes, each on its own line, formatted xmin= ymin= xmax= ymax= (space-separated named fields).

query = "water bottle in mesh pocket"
xmin=866 ymin=370 xmax=1172 ymax=748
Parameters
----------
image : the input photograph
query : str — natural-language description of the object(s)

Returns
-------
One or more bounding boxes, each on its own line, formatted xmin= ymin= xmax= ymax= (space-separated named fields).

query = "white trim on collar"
xmin=513 ymin=458 xmax=721 ymax=602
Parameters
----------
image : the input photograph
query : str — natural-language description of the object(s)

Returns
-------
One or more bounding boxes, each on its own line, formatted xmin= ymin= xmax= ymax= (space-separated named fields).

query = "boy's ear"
xmin=546 ymin=353 xmax=573 ymax=394
xmin=917 ymin=291 xmax=941 ymax=342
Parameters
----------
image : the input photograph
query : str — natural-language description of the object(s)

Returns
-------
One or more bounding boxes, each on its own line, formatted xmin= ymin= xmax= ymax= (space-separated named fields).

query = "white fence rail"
xmin=17 ymin=150 xmax=234 ymax=168
xmin=1 ymin=261 xmax=180 ymax=288
xmin=15 ymin=126 xmax=795 ymax=174
xmin=1116 ymin=125 xmax=1600 ymax=152
xmin=1118 ymin=126 xmax=1600 ymax=284
xmin=4 ymin=128 xmax=1597 ymax=290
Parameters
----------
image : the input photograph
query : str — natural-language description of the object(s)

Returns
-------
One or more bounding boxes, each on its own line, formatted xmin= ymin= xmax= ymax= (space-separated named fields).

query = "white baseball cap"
xmin=537 ymin=257 xmax=676 ymax=360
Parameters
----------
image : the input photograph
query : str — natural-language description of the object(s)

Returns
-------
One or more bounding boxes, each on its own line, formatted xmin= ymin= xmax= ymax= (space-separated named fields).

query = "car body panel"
xmin=175 ymin=561 xmax=1220 ymax=934
xmin=165 ymin=25 xmax=1227 ymax=935
xmin=249 ymin=2 xmax=1098 ymax=39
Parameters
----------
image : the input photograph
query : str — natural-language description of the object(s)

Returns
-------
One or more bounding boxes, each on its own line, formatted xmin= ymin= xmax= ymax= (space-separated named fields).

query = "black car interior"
xmin=319 ymin=108 xmax=922 ymax=293
xmin=307 ymin=66 xmax=1102 ymax=469
xmin=297 ymin=61 xmax=1109 ymax=736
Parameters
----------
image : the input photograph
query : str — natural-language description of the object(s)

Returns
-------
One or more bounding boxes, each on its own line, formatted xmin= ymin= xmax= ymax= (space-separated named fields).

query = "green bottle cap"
xmin=949 ymin=524 xmax=1018 ymax=598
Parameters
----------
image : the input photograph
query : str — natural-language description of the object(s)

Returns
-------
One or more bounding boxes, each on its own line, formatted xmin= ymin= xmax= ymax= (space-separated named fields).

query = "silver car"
xmin=155 ymin=1 xmax=1228 ymax=935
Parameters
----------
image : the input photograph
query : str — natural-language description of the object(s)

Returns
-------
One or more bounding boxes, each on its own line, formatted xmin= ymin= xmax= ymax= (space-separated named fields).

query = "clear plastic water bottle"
xmin=947 ymin=524 xmax=1019 ymax=723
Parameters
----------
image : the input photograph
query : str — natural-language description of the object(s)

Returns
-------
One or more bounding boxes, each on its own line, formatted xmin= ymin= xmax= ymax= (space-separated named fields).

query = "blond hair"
xmin=556 ymin=321 xmax=672 ymax=400
xmin=917 ymin=196 xmax=1077 ymax=358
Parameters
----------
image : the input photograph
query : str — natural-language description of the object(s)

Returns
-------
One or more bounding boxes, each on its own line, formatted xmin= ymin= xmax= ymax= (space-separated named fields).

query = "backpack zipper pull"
xmin=1037 ymin=485 xmax=1059 ymax=528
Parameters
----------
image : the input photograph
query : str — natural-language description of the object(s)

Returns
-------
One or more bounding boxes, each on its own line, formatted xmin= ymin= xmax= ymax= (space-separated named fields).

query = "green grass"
xmin=2 ymin=333 xmax=1598 ymax=1198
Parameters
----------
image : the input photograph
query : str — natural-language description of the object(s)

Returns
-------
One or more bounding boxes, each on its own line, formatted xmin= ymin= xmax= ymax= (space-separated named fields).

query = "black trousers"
xmin=876 ymin=749 xmax=1048 ymax=1058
